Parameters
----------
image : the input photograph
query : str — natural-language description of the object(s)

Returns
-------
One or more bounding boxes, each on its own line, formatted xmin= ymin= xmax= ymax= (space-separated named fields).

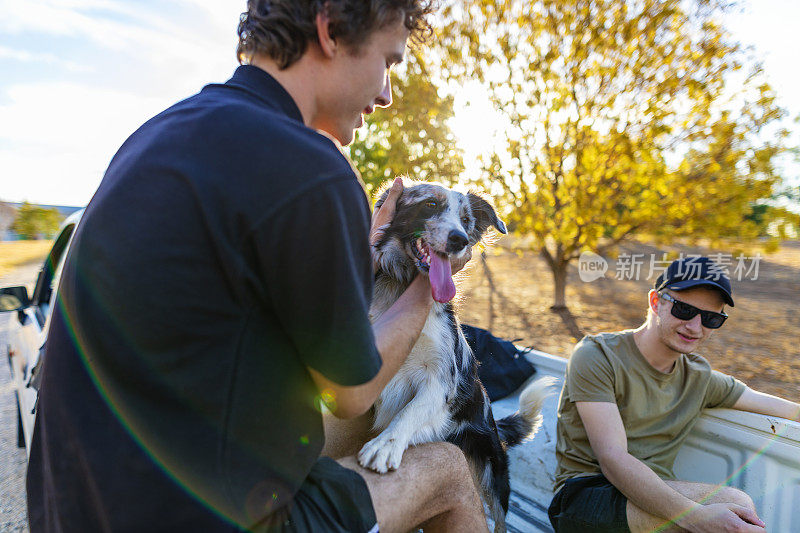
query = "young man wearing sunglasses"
xmin=549 ymin=256 xmax=800 ymax=533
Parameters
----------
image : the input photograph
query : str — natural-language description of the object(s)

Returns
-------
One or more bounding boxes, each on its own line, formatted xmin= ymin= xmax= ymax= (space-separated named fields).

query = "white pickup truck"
xmin=4 ymin=214 xmax=800 ymax=532
xmin=494 ymin=349 xmax=800 ymax=532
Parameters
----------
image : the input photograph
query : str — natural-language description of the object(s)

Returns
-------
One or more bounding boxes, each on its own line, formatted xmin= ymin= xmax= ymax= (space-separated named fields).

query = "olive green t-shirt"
xmin=554 ymin=330 xmax=746 ymax=493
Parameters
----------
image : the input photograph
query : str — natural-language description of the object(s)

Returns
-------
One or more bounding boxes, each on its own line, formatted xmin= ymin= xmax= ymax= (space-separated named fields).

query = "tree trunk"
xmin=540 ymin=246 xmax=570 ymax=311
xmin=551 ymin=261 xmax=568 ymax=311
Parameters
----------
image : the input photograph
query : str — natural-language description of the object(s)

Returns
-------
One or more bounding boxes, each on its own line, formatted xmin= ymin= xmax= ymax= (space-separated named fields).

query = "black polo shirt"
xmin=27 ymin=65 xmax=382 ymax=531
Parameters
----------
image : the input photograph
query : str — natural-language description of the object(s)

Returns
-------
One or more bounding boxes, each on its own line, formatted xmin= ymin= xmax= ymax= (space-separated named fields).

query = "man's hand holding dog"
xmin=370 ymin=178 xmax=403 ymax=258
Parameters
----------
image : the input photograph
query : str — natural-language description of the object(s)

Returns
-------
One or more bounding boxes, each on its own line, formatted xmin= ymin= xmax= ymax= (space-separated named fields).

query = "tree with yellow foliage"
xmin=440 ymin=0 xmax=790 ymax=309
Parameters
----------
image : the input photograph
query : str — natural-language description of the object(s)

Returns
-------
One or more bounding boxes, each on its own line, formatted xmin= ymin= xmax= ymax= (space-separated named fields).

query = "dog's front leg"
xmin=357 ymin=380 xmax=450 ymax=474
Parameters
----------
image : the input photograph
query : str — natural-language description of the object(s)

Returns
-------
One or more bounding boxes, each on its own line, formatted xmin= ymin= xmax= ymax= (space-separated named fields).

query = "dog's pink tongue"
xmin=428 ymin=248 xmax=456 ymax=303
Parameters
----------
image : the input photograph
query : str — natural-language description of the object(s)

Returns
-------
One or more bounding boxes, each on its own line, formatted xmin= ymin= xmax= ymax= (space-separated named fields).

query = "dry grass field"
xmin=456 ymin=239 xmax=800 ymax=399
xmin=0 ymin=240 xmax=53 ymax=277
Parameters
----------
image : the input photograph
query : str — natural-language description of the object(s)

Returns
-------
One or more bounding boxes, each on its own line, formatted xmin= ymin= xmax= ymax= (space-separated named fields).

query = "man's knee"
xmin=423 ymin=442 xmax=471 ymax=473
xmin=667 ymin=480 xmax=756 ymax=511
xmin=713 ymin=486 xmax=755 ymax=510
xmin=417 ymin=442 xmax=475 ymax=494
xmin=423 ymin=441 xmax=468 ymax=466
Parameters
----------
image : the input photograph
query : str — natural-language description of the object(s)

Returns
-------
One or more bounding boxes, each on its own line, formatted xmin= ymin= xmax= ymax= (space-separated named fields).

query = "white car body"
xmin=4 ymin=210 xmax=82 ymax=455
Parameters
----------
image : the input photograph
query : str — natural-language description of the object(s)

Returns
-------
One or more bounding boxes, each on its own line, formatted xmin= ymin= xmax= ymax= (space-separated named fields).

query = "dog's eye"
xmin=461 ymin=215 xmax=470 ymax=226
xmin=424 ymin=200 xmax=438 ymax=209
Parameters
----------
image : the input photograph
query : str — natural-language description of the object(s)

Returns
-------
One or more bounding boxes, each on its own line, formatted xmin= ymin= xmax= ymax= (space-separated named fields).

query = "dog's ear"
xmin=468 ymin=192 xmax=507 ymax=242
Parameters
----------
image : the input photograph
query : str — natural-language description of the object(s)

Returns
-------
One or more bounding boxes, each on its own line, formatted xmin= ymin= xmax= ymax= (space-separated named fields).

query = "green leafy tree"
xmin=11 ymin=202 xmax=63 ymax=239
xmin=348 ymin=51 xmax=464 ymax=198
xmin=439 ymin=0 xmax=791 ymax=309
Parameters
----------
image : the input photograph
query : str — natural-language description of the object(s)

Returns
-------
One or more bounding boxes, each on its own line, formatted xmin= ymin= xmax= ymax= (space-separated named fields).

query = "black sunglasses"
xmin=658 ymin=292 xmax=728 ymax=329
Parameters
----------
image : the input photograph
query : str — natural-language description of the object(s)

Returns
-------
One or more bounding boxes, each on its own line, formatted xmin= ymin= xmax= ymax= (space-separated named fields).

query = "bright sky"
xmin=1 ymin=0 xmax=798 ymax=207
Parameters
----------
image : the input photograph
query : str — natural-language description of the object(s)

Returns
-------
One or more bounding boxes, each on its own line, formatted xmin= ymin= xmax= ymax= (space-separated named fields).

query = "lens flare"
xmin=652 ymin=428 xmax=786 ymax=532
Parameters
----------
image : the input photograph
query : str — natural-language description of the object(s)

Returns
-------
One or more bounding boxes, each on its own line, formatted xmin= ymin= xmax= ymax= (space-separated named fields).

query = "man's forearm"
xmin=369 ymin=274 xmax=433 ymax=391
xmin=600 ymin=452 xmax=700 ymax=529
xmin=775 ymin=398 xmax=800 ymax=423
xmin=733 ymin=388 xmax=800 ymax=423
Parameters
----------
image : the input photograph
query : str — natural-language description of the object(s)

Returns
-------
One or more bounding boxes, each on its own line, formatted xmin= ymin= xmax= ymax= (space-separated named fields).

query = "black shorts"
xmin=548 ymin=474 xmax=630 ymax=533
xmin=257 ymin=457 xmax=378 ymax=533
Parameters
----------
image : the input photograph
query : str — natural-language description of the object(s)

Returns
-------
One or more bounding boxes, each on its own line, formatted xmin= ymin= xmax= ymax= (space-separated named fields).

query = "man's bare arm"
xmin=732 ymin=387 xmax=800 ymax=422
xmin=576 ymin=401 xmax=765 ymax=532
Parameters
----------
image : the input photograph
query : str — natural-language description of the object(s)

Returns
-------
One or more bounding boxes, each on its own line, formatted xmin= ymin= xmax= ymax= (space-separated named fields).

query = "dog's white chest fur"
xmin=372 ymin=304 xmax=458 ymax=433
xmin=360 ymin=296 xmax=463 ymax=473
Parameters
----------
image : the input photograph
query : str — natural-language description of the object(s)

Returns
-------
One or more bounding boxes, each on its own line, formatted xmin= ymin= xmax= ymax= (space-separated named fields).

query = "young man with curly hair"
xmin=26 ymin=1 xmax=488 ymax=531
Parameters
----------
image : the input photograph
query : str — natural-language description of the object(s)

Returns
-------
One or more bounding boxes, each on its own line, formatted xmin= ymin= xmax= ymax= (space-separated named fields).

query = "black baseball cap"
xmin=654 ymin=256 xmax=734 ymax=307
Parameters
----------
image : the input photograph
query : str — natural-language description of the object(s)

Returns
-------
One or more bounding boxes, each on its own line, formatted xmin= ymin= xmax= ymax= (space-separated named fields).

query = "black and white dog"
xmin=360 ymin=182 xmax=552 ymax=531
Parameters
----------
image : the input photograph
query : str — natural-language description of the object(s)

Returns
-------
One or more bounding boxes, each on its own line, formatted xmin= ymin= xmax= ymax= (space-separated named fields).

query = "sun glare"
xmin=449 ymin=81 xmax=509 ymax=180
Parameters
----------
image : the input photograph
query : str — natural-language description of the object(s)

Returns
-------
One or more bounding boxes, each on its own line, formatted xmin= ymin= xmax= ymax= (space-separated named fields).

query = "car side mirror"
xmin=0 ymin=286 xmax=31 ymax=312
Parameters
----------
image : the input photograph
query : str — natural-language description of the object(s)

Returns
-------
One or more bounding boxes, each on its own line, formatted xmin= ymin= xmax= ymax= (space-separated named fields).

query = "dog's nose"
xmin=446 ymin=230 xmax=469 ymax=253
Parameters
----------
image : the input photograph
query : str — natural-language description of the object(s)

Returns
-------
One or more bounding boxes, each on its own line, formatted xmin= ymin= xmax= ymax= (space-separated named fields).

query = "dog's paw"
xmin=357 ymin=434 xmax=406 ymax=474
